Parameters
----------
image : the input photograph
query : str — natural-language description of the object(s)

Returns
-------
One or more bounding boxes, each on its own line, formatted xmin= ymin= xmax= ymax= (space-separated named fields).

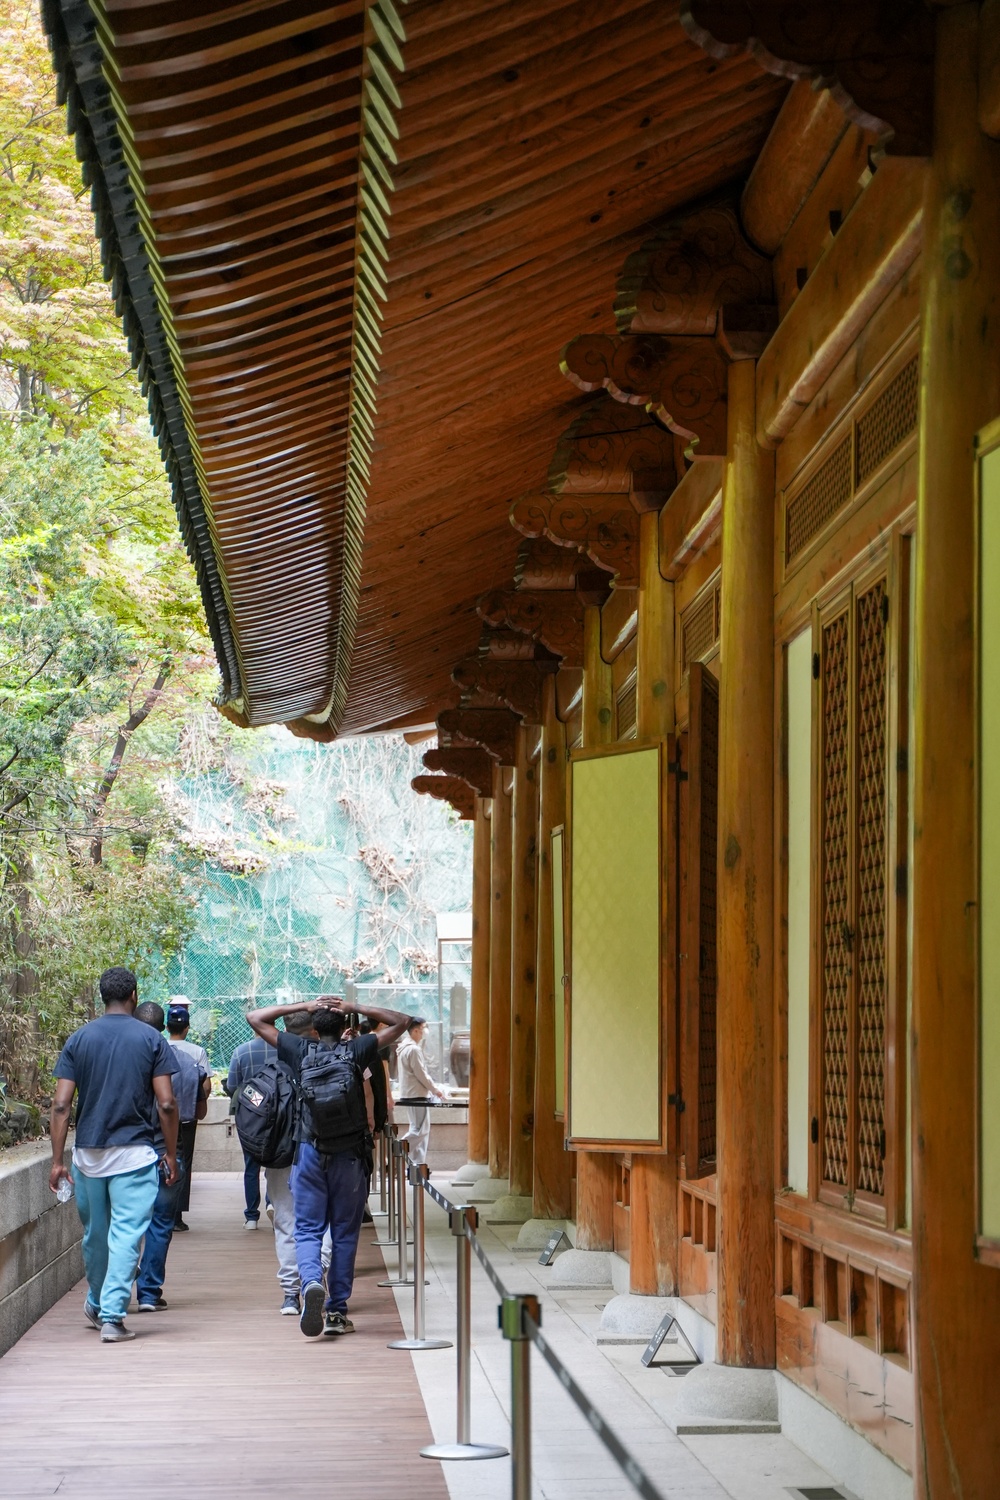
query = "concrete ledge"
xmin=778 ymin=1372 xmax=913 ymax=1500
xmin=596 ymin=1292 xmax=676 ymax=1344
xmin=0 ymin=1140 xmax=82 ymax=1358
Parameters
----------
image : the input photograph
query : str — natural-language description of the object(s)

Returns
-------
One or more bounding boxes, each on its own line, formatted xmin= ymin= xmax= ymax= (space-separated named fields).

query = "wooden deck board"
xmin=0 ymin=1174 xmax=449 ymax=1499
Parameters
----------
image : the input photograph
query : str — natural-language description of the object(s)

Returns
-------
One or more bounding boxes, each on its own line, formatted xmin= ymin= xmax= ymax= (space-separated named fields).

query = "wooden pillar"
xmin=468 ymin=795 xmax=491 ymax=1165
xmin=716 ymin=358 xmax=775 ymax=1367
xmin=533 ymin=673 xmax=573 ymax=1219
xmin=488 ymin=762 xmax=513 ymax=1181
xmin=575 ymin=603 xmax=618 ymax=1250
xmin=509 ymin=725 xmax=539 ymax=1198
xmin=913 ymin=7 xmax=1000 ymax=1493
xmin=630 ymin=510 xmax=679 ymax=1295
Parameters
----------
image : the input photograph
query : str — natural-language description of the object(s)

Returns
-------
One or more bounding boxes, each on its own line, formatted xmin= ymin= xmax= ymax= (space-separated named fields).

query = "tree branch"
xmin=90 ymin=656 xmax=172 ymax=865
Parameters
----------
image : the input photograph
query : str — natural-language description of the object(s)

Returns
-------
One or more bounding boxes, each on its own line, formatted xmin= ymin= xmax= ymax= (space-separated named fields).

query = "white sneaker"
xmin=244 ymin=1219 xmax=258 ymax=1231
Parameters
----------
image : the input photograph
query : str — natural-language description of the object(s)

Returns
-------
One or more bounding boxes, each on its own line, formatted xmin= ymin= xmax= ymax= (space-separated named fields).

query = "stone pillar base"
xmin=450 ymin=1161 xmax=491 ymax=1187
xmin=595 ymin=1293 xmax=676 ymax=1345
xmin=547 ymin=1248 xmax=613 ymax=1288
xmin=482 ymin=1193 xmax=533 ymax=1225
xmin=466 ymin=1176 xmax=509 ymax=1204
xmin=512 ymin=1218 xmax=568 ymax=1253
xmin=668 ymin=1363 xmax=780 ymax=1435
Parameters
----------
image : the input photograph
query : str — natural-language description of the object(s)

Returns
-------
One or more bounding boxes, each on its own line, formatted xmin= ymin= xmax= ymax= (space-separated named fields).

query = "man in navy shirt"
xmin=247 ymin=996 xmax=411 ymax=1338
xmin=49 ymin=967 xmax=179 ymax=1342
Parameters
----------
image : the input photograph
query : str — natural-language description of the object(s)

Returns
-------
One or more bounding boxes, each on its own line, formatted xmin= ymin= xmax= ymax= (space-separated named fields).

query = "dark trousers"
xmin=175 ymin=1120 xmax=198 ymax=1219
xmin=291 ymin=1143 xmax=367 ymax=1313
xmin=242 ymin=1150 xmax=261 ymax=1222
xmin=136 ymin=1162 xmax=186 ymax=1303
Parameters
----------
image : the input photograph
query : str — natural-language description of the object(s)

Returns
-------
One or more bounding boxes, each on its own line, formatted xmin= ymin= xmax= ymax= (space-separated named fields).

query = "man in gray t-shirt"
xmin=50 ymin=967 xmax=179 ymax=1342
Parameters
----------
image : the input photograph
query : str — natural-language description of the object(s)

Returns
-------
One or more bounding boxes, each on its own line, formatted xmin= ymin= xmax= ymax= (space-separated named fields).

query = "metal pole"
xmin=378 ymin=1137 xmax=417 ymax=1286
xmin=500 ymin=1294 xmax=539 ymax=1500
xmin=389 ymin=1164 xmax=451 ymax=1351
xmin=378 ymin=1126 xmax=388 ymax=1214
xmin=372 ymin=1128 xmax=399 ymax=1247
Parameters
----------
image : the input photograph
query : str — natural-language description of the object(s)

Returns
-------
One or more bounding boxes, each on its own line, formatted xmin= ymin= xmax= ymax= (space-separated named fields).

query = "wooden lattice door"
xmin=816 ymin=571 xmax=894 ymax=1214
xmin=682 ymin=661 xmax=719 ymax=1178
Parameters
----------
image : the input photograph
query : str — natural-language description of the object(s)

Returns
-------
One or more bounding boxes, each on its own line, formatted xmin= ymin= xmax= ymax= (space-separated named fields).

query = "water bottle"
xmin=55 ymin=1177 xmax=74 ymax=1204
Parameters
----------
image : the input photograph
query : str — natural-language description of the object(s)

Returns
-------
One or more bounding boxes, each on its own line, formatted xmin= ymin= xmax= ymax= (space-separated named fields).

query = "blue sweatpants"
xmin=72 ymin=1161 xmax=159 ymax=1323
xmin=291 ymin=1143 xmax=367 ymax=1314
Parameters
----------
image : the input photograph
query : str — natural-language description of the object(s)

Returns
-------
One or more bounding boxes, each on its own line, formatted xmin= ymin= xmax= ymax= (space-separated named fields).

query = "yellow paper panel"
xmin=569 ymin=747 xmax=661 ymax=1143
xmin=980 ymin=445 xmax=1000 ymax=1238
xmin=552 ymin=826 xmax=566 ymax=1117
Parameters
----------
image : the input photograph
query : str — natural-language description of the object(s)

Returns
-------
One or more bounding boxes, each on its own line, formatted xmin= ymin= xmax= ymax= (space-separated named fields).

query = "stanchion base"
xmin=377 ymin=1277 xmax=429 ymax=1287
xmin=387 ymin=1337 xmax=453 ymax=1350
xmin=420 ymin=1443 xmax=509 ymax=1462
xmin=371 ymin=1238 xmax=414 ymax=1247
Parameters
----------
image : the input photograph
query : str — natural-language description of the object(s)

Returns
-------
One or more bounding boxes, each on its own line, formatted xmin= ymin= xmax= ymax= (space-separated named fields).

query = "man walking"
xmin=133 ymin=1002 xmax=206 ymax=1312
xmin=166 ymin=1001 xmax=211 ymax=1231
xmin=247 ymin=995 xmax=411 ymax=1338
xmin=395 ymin=1018 xmax=445 ymax=1166
xmin=49 ymin=967 xmax=178 ymax=1343
xmin=226 ymin=1010 xmax=317 ymax=1313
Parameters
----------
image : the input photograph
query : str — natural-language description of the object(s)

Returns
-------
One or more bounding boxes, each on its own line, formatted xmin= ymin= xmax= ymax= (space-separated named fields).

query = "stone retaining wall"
xmin=0 ymin=1139 xmax=81 ymax=1358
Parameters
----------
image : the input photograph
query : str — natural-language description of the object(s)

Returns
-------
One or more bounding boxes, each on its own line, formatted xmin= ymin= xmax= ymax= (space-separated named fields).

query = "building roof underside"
xmin=44 ymin=0 xmax=786 ymax=738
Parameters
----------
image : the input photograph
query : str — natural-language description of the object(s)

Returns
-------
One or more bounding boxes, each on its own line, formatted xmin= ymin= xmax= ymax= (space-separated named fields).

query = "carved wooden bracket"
xmin=422 ymin=745 xmax=494 ymax=797
xmin=547 ymin=396 xmax=677 ymax=494
xmin=437 ymin=707 xmax=521 ymax=765
xmin=514 ymin=536 xmax=587 ymax=591
xmin=451 ymin=658 xmax=553 ymax=723
xmin=560 ymin=334 xmax=728 ymax=458
xmin=510 ymin=493 xmax=639 ymax=586
xmin=411 ymin=774 xmax=475 ymax=820
xmin=479 ymin=625 xmax=541 ymax=659
xmin=477 ymin=589 xmax=585 ymax=668
xmin=615 ymin=198 xmax=773 ymax=337
xmin=680 ymin=1 xmax=933 ymax=159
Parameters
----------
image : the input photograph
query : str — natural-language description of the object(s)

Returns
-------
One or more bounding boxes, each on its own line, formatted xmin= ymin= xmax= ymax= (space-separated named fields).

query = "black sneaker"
xmin=299 ymin=1281 xmax=325 ymax=1337
xmin=323 ymin=1311 xmax=354 ymax=1336
xmin=173 ymin=1218 xmax=189 ymax=1232
xmin=280 ymin=1294 xmax=301 ymax=1316
xmin=137 ymin=1296 xmax=168 ymax=1312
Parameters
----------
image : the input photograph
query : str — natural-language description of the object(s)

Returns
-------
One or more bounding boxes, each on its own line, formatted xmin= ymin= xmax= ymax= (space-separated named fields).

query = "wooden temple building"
xmin=42 ymin=1 xmax=1000 ymax=1495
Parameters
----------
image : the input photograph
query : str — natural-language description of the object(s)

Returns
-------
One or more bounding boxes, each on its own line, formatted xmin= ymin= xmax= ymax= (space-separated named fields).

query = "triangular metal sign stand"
xmin=640 ymin=1312 xmax=701 ymax=1370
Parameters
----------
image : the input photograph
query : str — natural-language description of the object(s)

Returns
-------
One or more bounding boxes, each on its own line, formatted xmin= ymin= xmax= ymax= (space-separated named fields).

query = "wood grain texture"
xmin=716 ymin=358 xmax=776 ymax=1367
xmin=437 ymin=707 xmax=521 ymax=766
xmin=0 ymin=1174 xmax=448 ymax=1498
xmin=423 ymin=744 xmax=494 ymax=798
xmin=659 ymin=458 xmax=723 ymax=581
xmin=756 ymin=158 xmax=924 ymax=448
xmin=468 ymin=796 xmax=491 ymax=1164
xmin=510 ymin=493 xmax=639 ymax=586
xmin=548 ymin=397 xmax=677 ymax=496
xmin=509 ymin=726 xmax=539 ymax=1198
xmin=410 ymin=774 xmax=475 ymax=819
xmin=630 ymin=510 xmax=679 ymax=1296
xmin=488 ymin=763 xmax=513 ymax=1181
xmin=741 ymin=81 xmax=849 ymax=255
xmin=478 ymin=590 xmax=586 ymax=669
xmin=533 ymin=675 xmax=573 ymax=1219
xmin=911 ymin=8 xmax=1000 ymax=1495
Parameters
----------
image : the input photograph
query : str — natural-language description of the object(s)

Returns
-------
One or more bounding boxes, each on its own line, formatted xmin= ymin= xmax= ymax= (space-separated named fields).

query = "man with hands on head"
xmin=246 ymin=995 xmax=412 ymax=1339
xmin=49 ymin=966 xmax=179 ymax=1343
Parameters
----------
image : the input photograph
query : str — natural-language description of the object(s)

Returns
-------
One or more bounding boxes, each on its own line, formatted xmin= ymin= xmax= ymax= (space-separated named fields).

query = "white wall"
xmin=787 ymin=627 xmax=813 ymax=1195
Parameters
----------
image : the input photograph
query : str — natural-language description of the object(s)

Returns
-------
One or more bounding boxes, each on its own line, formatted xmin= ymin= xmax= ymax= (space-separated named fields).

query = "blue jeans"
xmin=135 ymin=1162 xmax=186 ymax=1305
xmin=243 ymin=1150 xmax=261 ymax=1221
xmin=72 ymin=1161 xmax=159 ymax=1323
xmin=292 ymin=1143 xmax=367 ymax=1313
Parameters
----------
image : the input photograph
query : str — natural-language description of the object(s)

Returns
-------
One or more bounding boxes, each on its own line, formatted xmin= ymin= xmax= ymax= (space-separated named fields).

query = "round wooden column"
xmin=716 ymin=357 xmax=776 ymax=1367
xmin=575 ymin=603 xmax=618 ymax=1250
xmin=533 ymin=673 xmax=573 ymax=1219
xmin=630 ymin=509 xmax=679 ymax=1295
xmin=509 ymin=725 xmax=539 ymax=1198
xmin=488 ymin=761 xmax=513 ymax=1181
xmin=912 ymin=7 xmax=1000 ymax=1493
xmin=468 ymin=795 xmax=491 ymax=1166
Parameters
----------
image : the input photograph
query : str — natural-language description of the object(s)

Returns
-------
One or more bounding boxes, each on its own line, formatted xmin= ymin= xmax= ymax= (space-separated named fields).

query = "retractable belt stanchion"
xmin=379 ymin=1137 xmax=422 ymax=1286
xmin=378 ymin=1126 xmax=389 ymax=1215
xmin=421 ymin=1202 xmax=508 ymax=1462
xmin=501 ymin=1294 xmax=539 ymax=1500
xmin=389 ymin=1163 xmax=451 ymax=1351
xmin=373 ymin=1127 xmax=403 ymax=1248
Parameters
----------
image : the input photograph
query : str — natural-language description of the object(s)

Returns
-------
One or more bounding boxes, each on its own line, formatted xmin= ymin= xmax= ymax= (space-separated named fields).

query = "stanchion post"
xmin=389 ymin=1164 xmax=451 ymax=1351
xmin=421 ymin=1205 xmax=508 ymax=1462
xmin=378 ymin=1138 xmax=419 ymax=1287
xmin=378 ymin=1127 xmax=388 ymax=1214
xmin=372 ymin=1128 xmax=399 ymax=1247
xmin=500 ymin=1294 xmax=539 ymax=1500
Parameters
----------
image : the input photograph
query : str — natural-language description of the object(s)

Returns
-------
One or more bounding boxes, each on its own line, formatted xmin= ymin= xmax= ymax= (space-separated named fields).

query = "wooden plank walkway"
xmin=0 ymin=1174 xmax=450 ymax=1499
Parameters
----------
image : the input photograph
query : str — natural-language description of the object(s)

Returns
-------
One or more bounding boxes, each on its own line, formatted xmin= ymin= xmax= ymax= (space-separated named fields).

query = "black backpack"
xmin=298 ymin=1041 xmax=367 ymax=1156
xmin=234 ymin=1060 xmax=297 ymax=1168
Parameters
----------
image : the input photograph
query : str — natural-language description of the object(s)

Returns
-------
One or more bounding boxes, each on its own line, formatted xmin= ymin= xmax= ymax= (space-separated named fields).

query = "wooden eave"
xmin=44 ymin=0 xmax=786 ymax=738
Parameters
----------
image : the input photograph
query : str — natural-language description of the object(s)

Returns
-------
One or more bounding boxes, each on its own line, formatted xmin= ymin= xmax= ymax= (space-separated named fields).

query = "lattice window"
xmin=818 ymin=576 xmax=891 ymax=1207
xmin=855 ymin=581 xmax=888 ymax=1196
xmin=697 ymin=671 xmax=719 ymax=1168
xmin=682 ymin=579 xmax=720 ymax=670
xmin=856 ymin=358 xmax=918 ymax=488
xmin=821 ymin=612 xmax=851 ymax=1187
xmin=787 ymin=437 xmax=852 ymax=562
xmin=616 ymin=674 xmax=637 ymax=740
